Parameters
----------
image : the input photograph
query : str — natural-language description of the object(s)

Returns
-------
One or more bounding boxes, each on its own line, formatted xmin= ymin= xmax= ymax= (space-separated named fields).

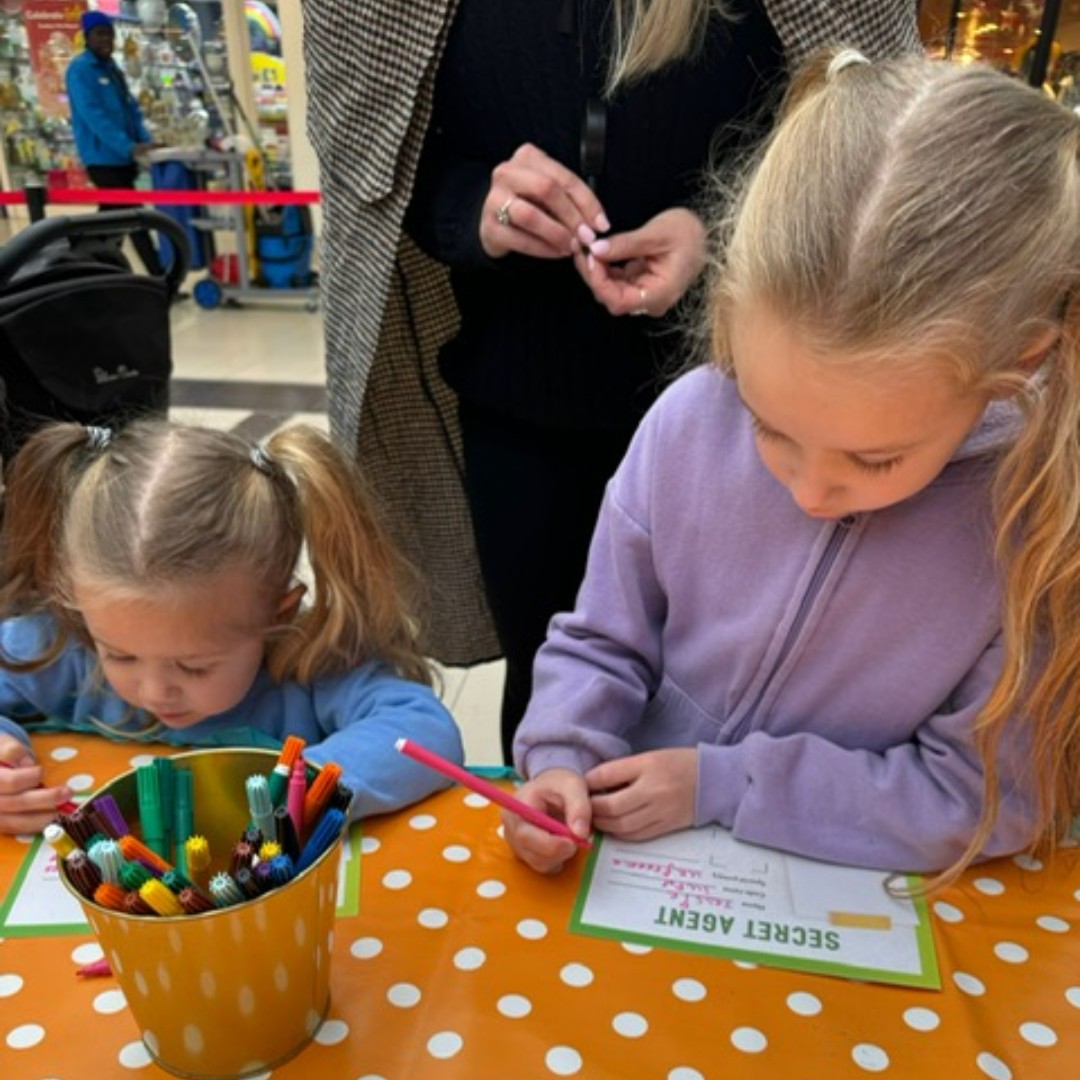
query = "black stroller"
xmin=0 ymin=209 xmax=190 ymax=465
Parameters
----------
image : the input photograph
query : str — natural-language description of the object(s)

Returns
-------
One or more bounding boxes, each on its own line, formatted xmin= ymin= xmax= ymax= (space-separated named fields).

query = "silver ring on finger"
xmin=496 ymin=195 xmax=516 ymax=227
xmin=632 ymin=287 xmax=649 ymax=317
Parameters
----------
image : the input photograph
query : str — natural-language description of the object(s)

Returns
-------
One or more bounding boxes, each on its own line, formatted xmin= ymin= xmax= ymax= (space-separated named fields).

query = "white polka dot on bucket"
xmin=851 ymin=1043 xmax=890 ymax=1072
xmin=731 ymin=1027 xmax=767 ymax=1053
xmin=426 ymin=1031 xmax=463 ymax=1059
xmin=976 ymin=1051 xmax=1013 ymax=1079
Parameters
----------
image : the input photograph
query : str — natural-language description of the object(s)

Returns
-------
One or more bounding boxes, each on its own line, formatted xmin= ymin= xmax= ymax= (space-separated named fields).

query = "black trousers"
xmin=459 ymin=401 xmax=636 ymax=762
xmin=86 ymin=163 xmax=164 ymax=277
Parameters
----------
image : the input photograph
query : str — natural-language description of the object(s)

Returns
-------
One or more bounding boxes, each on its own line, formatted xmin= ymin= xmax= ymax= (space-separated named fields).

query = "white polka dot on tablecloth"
xmin=0 ymin=974 xmax=24 ymax=997
xmin=1012 ymin=853 xmax=1043 ymax=871
xmin=497 ymin=994 xmax=532 ymax=1019
xmin=973 ymin=877 xmax=1005 ymax=896
xmin=71 ymin=942 xmax=103 ymax=964
xmin=49 ymin=745 xmax=78 ymax=761
xmin=427 ymin=1031 xmax=463 ymax=1059
xmin=613 ymin=1012 xmax=648 ymax=1038
xmin=976 ymin=1051 xmax=1013 ymax=1079
xmin=953 ymin=972 xmax=986 ymax=996
xmin=668 ymin=1070 xmax=705 ymax=1080
xmin=93 ymin=989 xmax=127 ymax=1015
xmin=387 ymin=983 xmax=421 ymax=1008
xmin=994 ymin=942 xmax=1029 ymax=964
xmin=5 ymin=1023 xmax=44 ymax=1049
xmin=1066 ymin=987 xmax=1080 ymax=1008
xmin=732 ymin=961 xmax=758 ymax=970
xmin=128 ymin=754 xmax=156 ymax=769
xmin=560 ymin=963 xmax=594 ymax=988
xmin=349 ymin=936 xmax=383 ymax=959
xmin=517 ymin=918 xmax=548 ymax=940
xmin=442 ymin=844 xmax=472 ymax=863
xmin=118 ymin=1040 xmax=153 ymax=1068
xmin=418 ymin=907 xmax=449 ymax=929
xmin=545 ymin=1046 xmax=583 ymax=1075
xmin=904 ymin=1007 xmax=940 ymax=1032
xmin=476 ymin=879 xmax=507 ymax=899
xmin=852 ymin=1043 xmax=890 ymax=1072
xmin=314 ymin=1019 xmax=349 ymax=1045
xmin=463 ymin=792 xmax=490 ymax=808
xmin=454 ymin=947 xmax=486 ymax=971
xmin=64 ymin=773 xmax=95 ymax=792
xmin=358 ymin=1075 xmax=389 ymax=1079
xmin=409 ymin=814 xmax=437 ymax=831
xmin=360 ymin=836 xmax=381 ymax=854
xmin=1019 ymin=1022 xmax=1057 ymax=1047
xmin=933 ymin=901 xmax=964 ymax=923
xmin=621 ymin=942 xmax=652 ymax=955
xmin=731 ymin=1027 xmax=767 ymax=1053
xmin=672 ymin=978 xmax=707 ymax=1003
xmin=381 ymin=869 xmax=412 ymax=890
xmin=1035 ymin=915 xmax=1070 ymax=934
xmin=787 ymin=991 xmax=823 ymax=1017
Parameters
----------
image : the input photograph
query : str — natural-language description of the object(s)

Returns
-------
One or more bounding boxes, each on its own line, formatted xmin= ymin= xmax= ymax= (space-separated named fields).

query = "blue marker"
xmin=295 ymin=808 xmax=345 ymax=874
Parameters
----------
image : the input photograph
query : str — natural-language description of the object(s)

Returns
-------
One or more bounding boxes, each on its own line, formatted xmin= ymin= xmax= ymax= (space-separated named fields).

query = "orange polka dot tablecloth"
xmin=1 ymin=734 xmax=1078 ymax=1079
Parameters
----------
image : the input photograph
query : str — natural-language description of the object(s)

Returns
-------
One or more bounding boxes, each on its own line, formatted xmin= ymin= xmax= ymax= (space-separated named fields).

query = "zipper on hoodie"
xmin=727 ymin=514 xmax=858 ymax=742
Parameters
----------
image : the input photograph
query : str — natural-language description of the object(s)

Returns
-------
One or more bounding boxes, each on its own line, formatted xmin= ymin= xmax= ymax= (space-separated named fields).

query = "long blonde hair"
xmin=606 ymin=0 xmax=733 ymax=94
xmin=710 ymin=52 xmax=1080 ymax=883
xmin=0 ymin=420 xmax=431 ymax=687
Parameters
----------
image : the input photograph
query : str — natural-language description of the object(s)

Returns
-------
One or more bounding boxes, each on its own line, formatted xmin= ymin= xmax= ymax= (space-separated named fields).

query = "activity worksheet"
xmin=571 ymin=828 xmax=940 ymax=988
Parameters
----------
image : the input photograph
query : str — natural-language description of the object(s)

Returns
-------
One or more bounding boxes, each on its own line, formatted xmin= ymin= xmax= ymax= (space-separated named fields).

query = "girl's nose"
xmin=786 ymin=459 xmax=838 ymax=516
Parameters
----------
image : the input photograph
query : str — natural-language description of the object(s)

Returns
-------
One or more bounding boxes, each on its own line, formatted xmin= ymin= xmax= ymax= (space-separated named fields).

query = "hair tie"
xmin=250 ymin=443 xmax=274 ymax=475
xmin=827 ymin=49 xmax=871 ymax=82
xmin=85 ymin=426 xmax=113 ymax=453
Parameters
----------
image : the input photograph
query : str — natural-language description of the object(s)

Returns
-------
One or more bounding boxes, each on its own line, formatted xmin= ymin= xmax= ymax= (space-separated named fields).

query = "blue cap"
xmin=81 ymin=11 xmax=114 ymax=34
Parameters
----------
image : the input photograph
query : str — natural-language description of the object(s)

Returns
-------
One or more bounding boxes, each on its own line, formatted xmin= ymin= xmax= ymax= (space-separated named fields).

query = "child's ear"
xmin=275 ymin=583 xmax=307 ymax=624
xmin=1017 ymin=326 xmax=1060 ymax=372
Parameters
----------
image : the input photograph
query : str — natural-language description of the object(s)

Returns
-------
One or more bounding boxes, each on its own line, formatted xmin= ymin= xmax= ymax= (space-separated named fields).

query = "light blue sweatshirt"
xmin=514 ymin=365 xmax=1039 ymax=872
xmin=0 ymin=615 xmax=464 ymax=820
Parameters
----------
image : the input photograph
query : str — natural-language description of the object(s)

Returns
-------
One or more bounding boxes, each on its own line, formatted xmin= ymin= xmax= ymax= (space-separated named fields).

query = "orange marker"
xmin=303 ymin=761 xmax=343 ymax=826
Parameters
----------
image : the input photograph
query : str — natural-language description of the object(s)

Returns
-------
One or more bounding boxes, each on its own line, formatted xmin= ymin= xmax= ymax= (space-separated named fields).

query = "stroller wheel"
xmin=194 ymin=278 xmax=223 ymax=310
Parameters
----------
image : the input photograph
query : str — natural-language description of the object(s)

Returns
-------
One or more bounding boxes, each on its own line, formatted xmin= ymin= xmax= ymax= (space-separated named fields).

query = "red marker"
xmin=395 ymin=738 xmax=591 ymax=847
xmin=0 ymin=760 xmax=78 ymax=813
xmin=75 ymin=958 xmax=113 ymax=978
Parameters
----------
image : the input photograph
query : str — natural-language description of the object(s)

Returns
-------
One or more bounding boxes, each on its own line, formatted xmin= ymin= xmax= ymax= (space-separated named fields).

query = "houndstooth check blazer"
xmin=301 ymin=1 xmax=921 ymax=666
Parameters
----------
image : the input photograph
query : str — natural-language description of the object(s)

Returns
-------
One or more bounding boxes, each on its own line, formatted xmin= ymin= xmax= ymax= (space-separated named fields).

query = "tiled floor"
xmin=168 ymin=298 xmax=507 ymax=767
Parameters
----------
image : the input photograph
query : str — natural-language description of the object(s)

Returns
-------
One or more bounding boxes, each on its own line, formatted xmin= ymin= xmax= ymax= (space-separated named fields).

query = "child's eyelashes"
xmin=749 ymin=414 xmax=783 ymax=442
xmin=176 ymin=663 xmax=211 ymax=678
xmin=851 ymin=456 xmax=902 ymax=475
xmin=749 ymin=413 xmax=903 ymax=476
xmin=100 ymin=652 xmax=210 ymax=677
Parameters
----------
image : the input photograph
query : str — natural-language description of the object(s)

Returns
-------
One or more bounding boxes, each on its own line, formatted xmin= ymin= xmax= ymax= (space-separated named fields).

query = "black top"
xmin=406 ymin=0 xmax=784 ymax=430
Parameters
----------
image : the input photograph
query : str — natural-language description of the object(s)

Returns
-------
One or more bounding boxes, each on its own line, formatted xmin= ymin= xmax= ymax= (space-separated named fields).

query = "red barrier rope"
xmin=1 ymin=188 xmax=320 ymax=207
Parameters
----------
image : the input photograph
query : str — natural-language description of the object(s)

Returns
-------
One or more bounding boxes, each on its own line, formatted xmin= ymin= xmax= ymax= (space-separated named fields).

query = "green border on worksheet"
xmin=568 ymin=835 xmax=941 ymax=991
xmin=0 ymin=834 xmax=90 ymax=937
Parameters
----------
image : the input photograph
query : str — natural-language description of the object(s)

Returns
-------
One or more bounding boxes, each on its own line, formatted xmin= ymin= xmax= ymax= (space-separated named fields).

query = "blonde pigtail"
xmin=263 ymin=427 xmax=432 ymax=688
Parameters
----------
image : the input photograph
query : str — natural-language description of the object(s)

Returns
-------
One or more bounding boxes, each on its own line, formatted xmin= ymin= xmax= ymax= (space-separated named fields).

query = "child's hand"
xmin=585 ymin=749 xmax=698 ymax=841
xmin=0 ymin=735 xmax=69 ymax=835
xmin=502 ymin=768 xmax=591 ymax=875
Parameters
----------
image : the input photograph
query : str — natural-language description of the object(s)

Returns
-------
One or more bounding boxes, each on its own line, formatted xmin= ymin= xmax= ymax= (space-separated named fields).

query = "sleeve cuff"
xmin=694 ymin=743 xmax=751 ymax=827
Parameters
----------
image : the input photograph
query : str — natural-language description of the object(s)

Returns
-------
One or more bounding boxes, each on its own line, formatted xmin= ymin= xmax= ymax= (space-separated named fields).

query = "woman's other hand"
xmin=502 ymin=767 xmax=592 ymax=874
xmin=480 ymin=143 xmax=610 ymax=260
xmin=576 ymin=207 xmax=707 ymax=317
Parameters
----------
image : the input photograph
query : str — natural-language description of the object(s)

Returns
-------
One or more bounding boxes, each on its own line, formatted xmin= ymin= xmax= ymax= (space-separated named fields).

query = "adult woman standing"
xmin=302 ymin=1 xmax=921 ymax=760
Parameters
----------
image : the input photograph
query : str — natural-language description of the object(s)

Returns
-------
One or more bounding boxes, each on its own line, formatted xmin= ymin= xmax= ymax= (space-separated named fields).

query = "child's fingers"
xmin=0 ymin=761 xmax=45 ymax=794
xmin=501 ymin=809 xmax=577 ymax=874
xmin=0 ymin=806 xmax=61 ymax=836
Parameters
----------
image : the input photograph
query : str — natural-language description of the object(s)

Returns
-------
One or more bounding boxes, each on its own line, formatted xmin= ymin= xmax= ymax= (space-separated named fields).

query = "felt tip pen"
xmin=136 ymin=764 xmax=167 ymax=860
xmin=394 ymin=738 xmax=591 ymax=848
xmin=75 ymin=957 xmax=113 ymax=978
xmin=0 ymin=760 xmax=78 ymax=813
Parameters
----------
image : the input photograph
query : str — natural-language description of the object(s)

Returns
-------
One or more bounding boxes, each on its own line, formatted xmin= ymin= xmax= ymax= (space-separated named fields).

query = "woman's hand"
xmin=585 ymin=748 xmax=698 ymax=841
xmin=0 ymin=736 xmax=65 ymax=835
xmin=502 ymin=767 xmax=592 ymax=874
xmin=575 ymin=207 xmax=708 ymax=318
xmin=480 ymin=143 xmax=610 ymax=260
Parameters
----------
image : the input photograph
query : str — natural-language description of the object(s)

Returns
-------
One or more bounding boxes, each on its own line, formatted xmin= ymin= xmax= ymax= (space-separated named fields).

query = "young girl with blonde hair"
xmin=506 ymin=50 xmax=1079 ymax=886
xmin=0 ymin=420 xmax=464 ymax=835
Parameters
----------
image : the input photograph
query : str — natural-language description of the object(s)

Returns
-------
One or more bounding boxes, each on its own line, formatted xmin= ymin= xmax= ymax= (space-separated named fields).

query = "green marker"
xmin=136 ymin=764 xmax=166 ymax=859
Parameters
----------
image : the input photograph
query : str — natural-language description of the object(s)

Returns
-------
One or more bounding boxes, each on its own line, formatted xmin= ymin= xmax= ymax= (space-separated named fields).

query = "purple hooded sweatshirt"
xmin=514 ymin=365 xmax=1038 ymax=872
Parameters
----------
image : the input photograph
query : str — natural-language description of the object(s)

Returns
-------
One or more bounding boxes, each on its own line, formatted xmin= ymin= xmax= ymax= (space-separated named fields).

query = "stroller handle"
xmin=0 ymin=209 xmax=190 ymax=293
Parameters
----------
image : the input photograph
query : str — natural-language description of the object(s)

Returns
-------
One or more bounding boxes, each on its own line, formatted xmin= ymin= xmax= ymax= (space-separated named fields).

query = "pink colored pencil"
xmin=395 ymin=738 xmax=591 ymax=847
